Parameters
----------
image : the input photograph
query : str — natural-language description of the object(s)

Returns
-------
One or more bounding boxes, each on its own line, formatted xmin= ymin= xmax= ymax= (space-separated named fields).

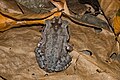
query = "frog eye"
xmin=66 ymin=45 xmax=73 ymax=52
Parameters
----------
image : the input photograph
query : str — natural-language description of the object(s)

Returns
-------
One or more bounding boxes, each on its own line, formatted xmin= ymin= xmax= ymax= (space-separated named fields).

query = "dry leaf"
xmin=0 ymin=0 xmax=33 ymax=14
xmin=50 ymin=0 xmax=70 ymax=15
xmin=99 ymin=0 xmax=120 ymax=23
xmin=0 ymin=0 xmax=120 ymax=80
xmin=0 ymin=0 xmax=63 ymax=32
xmin=0 ymin=0 xmax=23 ymax=14
xmin=113 ymin=9 xmax=120 ymax=35
xmin=0 ymin=19 xmax=120 ymax=80
xmin=0 ymin=10 xmax=62 ymax=31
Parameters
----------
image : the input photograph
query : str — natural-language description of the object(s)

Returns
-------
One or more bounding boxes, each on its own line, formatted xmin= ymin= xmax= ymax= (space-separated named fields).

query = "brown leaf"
xmin=0 ymin=19 xmax=120 ymax=80
xmin=113 ymin=9 xmax=120 ymax=35
xmin=0 ymin=0 xmax=63 ymax=32
xmin=0 ymin=0 xmax=33 ymax=14
xmin=99 ymin=0 xmax=120 ymax=23
xmin=0 ymin=1 xmax=120 ymax=80
xmin=0 ymin=10 xmax=62 ymax=31
xmin=50 ymin=0 xmax=70 ymax=15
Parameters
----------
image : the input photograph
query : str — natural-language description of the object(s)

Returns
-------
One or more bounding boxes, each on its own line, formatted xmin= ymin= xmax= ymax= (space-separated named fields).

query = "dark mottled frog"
xmin=35 ymin=17 xmax=72 ymax=72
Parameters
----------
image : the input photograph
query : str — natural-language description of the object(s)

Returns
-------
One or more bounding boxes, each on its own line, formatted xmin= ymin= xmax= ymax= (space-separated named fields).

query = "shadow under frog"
xmin=35 ymin=17 xmax=73 ymax=72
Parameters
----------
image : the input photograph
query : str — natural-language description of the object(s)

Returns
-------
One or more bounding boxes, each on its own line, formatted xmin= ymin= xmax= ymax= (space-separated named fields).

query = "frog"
xmin=35 ymin=17 xmax=73 ymax=73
